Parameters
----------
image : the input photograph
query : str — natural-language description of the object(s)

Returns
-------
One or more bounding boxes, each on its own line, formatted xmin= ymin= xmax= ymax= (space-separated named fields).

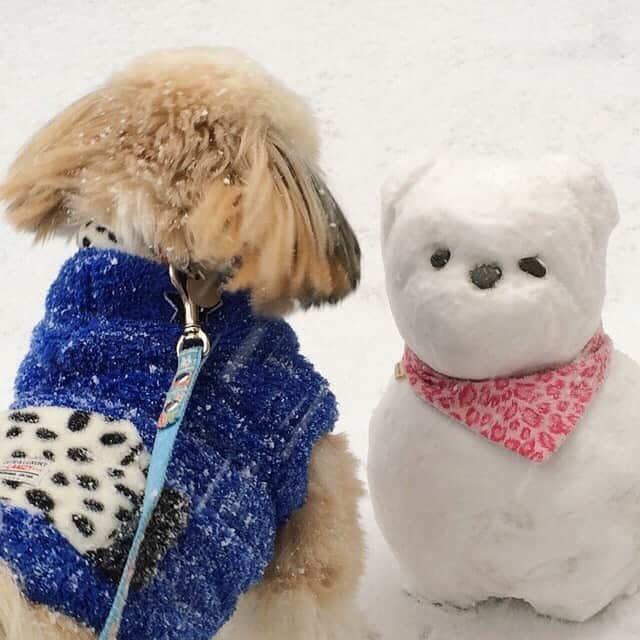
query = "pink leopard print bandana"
xmin=400 ymin=330 xmax=612 ymax=462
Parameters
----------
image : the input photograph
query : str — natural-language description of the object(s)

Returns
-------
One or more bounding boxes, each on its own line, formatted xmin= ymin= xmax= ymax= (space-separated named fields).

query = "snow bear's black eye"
xmin=519 ymin=257 xmax=547 ymax=278
xmin=430 ymin=248 xmax=451 ymax=270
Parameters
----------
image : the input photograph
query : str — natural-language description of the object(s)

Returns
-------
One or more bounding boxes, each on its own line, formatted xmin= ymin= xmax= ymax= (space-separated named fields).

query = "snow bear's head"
xmin=381 ymin=154 xmax=618 ymax=380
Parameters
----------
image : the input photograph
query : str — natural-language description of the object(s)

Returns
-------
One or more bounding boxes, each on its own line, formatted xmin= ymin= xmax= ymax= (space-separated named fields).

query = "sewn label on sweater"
xmin=0 ymin=457 xmax=51 ymax=487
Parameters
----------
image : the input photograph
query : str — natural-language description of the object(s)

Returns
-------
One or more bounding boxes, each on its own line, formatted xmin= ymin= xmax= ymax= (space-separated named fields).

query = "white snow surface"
xmin=1 ymin=2 xmax=640 ymax=638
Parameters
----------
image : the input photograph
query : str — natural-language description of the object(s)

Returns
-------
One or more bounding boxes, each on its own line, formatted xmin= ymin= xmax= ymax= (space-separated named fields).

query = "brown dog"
xmin=0 ymin=48 xmax=365 ymax=640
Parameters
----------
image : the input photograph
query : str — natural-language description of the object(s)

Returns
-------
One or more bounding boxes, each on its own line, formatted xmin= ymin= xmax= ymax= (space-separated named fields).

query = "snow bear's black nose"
xmin=470 ymin=264 xmax=502 ymax=289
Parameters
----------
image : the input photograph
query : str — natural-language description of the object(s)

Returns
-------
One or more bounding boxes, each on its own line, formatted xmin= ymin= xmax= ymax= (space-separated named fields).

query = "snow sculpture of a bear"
xmin=368 ymin=154 xmax=640 ymax=621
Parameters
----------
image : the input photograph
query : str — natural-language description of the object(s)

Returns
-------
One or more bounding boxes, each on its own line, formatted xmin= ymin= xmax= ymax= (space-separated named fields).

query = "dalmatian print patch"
xmin=0 ymin=407 xmax=191 ymax=588
xmin=0 ymin=407 xmax=150 ymax=554
xmin=76 ymin=221 xmax=120 ymax=251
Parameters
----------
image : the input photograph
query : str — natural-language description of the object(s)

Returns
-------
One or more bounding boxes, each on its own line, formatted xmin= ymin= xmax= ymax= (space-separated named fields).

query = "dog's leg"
xmin=217 ymin=433 xmax=366 ymax=640
xmin=0 ymin=563 xmax=94 ymax=640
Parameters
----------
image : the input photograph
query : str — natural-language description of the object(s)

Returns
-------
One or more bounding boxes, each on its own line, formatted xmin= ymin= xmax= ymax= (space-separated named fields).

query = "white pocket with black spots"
xmin=0 ymin=407 xmax=149 ymax=554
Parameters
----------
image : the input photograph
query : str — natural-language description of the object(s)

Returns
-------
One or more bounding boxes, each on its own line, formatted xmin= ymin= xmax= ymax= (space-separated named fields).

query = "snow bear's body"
xmin=369 ymin=154 xmax=640 ymax=621
xmin=370 ymin=349 xmax=640 ymax=621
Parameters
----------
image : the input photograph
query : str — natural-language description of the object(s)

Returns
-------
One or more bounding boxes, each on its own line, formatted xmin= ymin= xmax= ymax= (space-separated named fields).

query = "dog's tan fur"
xmin=219 ymin=433 xmax=365 ymax=640
xmin=0 ymin=49 xmax=365 ymax=639
xmin=0 ymin=562 xmax=97 ymax=639
xmin=0 ymin=48 xmax=360 ymax=313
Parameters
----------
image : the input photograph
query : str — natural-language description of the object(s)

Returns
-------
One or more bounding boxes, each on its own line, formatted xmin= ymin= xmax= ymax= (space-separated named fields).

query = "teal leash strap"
xmin=99 ymin=267 xmax=212 ymax=640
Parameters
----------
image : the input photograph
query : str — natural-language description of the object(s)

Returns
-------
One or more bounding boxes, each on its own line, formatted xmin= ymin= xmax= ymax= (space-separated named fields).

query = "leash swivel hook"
xmin=169 ymin=265 xmax=211 ymax=359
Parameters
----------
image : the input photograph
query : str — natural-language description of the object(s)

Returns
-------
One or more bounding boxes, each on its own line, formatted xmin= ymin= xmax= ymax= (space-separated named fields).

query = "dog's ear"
xmin=187 ymin=128 xmax=360 ymax=313
xmin=1 ymin=48 xmax=361 ymax=314
xmin=0 ymin=88 xmax=120 ymax=240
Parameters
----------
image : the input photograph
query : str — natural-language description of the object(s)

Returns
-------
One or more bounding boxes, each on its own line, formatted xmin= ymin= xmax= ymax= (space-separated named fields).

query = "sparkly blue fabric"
xmin=2 ymin=248 xmax=337 ymax=639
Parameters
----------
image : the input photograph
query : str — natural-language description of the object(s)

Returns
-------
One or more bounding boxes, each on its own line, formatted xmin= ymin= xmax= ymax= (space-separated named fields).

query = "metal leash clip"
xmin=169 ymin=265 xmax=211 ymax=359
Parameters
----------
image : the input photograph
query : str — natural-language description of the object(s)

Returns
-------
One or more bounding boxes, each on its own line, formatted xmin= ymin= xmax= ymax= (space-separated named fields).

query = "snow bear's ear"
xmin=381 ymin=156 xmax=436 ymax=242
xmin=568 ymin=158 xmax=619 ymax=239
xmin=547 ymin=156 xmax=619 ymax=241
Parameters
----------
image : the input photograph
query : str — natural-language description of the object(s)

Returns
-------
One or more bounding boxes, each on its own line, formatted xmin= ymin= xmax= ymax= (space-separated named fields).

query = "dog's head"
xmin=382 ymin=154 xmax=618 ymax=379
xmin=0 ymin=48 xmax=360 ymax=313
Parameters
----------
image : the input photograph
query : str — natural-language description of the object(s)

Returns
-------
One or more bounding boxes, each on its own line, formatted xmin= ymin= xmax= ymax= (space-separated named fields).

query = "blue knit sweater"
xmin=1 ymin=248 xmax=337 ymax=638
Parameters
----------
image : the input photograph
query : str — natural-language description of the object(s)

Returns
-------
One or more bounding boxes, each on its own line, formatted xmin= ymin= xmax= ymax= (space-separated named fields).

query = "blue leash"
xmin=99 ymin=267 xmax=212 ymax=640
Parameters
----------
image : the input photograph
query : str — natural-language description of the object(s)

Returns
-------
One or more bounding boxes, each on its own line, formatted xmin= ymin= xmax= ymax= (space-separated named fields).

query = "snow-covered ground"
xmin=1 ymin=2 xmax=640 ymax=638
